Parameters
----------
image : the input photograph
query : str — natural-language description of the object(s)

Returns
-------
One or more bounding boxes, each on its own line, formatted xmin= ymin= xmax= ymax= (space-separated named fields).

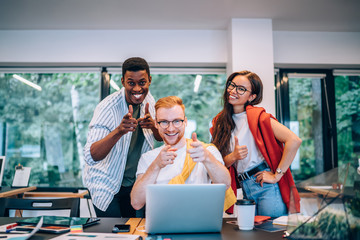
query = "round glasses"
xmin=227 ymin=82 xmax=251 ymax=95
xmin=157 ymin=119 xmax=185 ymax=129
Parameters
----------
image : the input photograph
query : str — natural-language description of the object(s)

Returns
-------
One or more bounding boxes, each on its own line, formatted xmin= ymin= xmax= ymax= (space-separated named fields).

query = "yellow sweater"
xmin=168 ymin=139 xmax=236 ymax=211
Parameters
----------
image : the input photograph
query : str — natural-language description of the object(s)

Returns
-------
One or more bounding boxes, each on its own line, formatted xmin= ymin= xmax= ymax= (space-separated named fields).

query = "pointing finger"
xmin=163 ymin=145 xmax=172 ymax=151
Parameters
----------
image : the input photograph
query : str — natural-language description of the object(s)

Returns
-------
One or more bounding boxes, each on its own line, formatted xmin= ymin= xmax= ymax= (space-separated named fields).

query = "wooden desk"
xmin=0 ymin=186 xmax=89 ymax=199
xmin=0 ymin=217 xmax=284 ymax=240
xmin=304 ymin=186 xmax=341 ymax=198
xmin=23 ymin=190 xmax=89 ymax=199
xmin=0 ymin=186 xmax=37 ymax=198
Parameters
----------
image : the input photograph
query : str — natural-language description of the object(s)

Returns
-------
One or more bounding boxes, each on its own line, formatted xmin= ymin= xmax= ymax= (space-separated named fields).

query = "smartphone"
xmin=112 ymin=224 xmax=130 ymax=233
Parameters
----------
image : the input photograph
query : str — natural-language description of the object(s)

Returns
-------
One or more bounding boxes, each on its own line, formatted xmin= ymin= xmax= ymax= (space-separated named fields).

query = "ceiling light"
xmin=193 ymin=75 xmax=202 ymax=93
xmin=13 ymin=74 xmax=42 ymax=91
xmin=110 ymin=79 xmax=120 ymax=91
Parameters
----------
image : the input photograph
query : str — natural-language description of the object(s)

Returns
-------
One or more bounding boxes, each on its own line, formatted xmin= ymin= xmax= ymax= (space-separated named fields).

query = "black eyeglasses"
xmin=227 ymin=82 xmax=251 ymax=95
xmin=157 ymin=119 xmax=185 ymax=129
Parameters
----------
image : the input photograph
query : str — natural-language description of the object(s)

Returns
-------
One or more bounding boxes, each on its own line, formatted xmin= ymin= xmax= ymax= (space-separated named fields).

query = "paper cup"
xmin=236 ymin=199 xmax=256 ymax=230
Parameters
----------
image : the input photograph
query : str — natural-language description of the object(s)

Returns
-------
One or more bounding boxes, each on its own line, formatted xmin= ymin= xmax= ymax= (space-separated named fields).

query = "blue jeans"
xmin=241 ymin=167 xmax=287 ymax=218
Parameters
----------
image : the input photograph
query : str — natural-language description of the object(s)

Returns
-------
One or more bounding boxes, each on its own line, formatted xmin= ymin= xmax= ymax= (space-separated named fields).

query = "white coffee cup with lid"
xmin=236 ymin=199 xmax=256 ymax=230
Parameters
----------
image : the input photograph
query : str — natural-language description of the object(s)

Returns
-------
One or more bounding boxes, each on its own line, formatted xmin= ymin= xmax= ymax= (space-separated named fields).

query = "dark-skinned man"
xmin=83 ymin=57 xmax=161 ymax=217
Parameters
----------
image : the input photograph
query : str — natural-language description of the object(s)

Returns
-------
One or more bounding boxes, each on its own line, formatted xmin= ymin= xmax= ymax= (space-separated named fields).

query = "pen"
xmin=5 ymin=228 xmax=17 ymax=233
xmin=0 ymin=236 xmax=7 ymax=238
xmin=67 ymin=234 xmax=97 ymax=237
xmin=6 ymin=223 xmax=18 ymax=230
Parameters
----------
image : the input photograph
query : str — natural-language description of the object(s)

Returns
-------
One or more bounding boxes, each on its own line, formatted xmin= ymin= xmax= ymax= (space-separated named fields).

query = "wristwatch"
xmin=276 ymin=168 xmax=284 ymax=175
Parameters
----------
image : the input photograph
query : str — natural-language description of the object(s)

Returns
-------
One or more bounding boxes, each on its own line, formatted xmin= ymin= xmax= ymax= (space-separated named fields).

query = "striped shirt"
xmin=82 ymin=88 xmax=156 ymax=211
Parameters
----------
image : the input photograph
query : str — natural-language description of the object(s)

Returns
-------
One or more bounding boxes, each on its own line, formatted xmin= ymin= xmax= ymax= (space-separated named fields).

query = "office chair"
xmin=0 ymin=197 xmax=80 ymax=217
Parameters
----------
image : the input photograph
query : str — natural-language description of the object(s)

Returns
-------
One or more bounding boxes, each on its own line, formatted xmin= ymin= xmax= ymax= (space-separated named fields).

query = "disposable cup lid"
xmin=236 ymin=199 xmax=255 ymax=205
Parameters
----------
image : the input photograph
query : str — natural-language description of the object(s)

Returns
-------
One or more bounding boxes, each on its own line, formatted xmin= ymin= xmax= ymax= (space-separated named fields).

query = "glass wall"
xmin=7 ymin=68 xmax=358 ymax=188
xmin=0 ymin=72 xmax=100 ymax=187
xmin=287 ymin=74 xmax=324 ymax=181
xmin=0 ymin=69 xmax=226 ymax=187
xmin=334 ymin=73 xmax=360 ymax=172
xmin=278 ymin=69 xmax=360 ymax=183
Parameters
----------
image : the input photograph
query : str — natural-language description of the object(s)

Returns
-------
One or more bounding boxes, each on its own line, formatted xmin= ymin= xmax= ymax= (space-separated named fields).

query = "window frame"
xmin=276 ymin=68 xmax=338 ymax=175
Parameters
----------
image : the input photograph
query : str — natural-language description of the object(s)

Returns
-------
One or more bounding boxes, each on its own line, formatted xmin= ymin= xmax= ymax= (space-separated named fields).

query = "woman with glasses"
xmin=210 ymin=70 xmax=302 ymax=217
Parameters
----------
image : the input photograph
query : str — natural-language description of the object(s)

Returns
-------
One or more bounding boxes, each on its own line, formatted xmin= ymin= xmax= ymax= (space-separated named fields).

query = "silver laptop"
xmin=145 ymin=184 xmax=225 ymax=234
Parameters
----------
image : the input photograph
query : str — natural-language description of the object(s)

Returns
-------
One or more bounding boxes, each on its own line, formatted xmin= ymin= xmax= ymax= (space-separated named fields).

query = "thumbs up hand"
xmin=231 ymin=136 xmax=248 ymax=161
xmin=137 ymin=103 xmax=156 ymax=129
xmin=117 ymin=105 xmax=138 ymax=135
xmin=188 ymin=132 xmax=208 ymax=162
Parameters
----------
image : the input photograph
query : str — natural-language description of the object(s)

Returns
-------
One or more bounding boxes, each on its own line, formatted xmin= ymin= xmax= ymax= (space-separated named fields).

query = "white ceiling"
xmin=0 ymin=0 xmax=359 ymax=32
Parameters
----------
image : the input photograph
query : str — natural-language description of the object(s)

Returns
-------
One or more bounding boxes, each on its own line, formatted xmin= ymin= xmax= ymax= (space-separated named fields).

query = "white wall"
xmin=1 ymin=29 xmax=358 ymax=65
xmin=273 ymin=31 xmax=360 ymax=65
xmin=0 ymin=30 xmax=227 ymax=64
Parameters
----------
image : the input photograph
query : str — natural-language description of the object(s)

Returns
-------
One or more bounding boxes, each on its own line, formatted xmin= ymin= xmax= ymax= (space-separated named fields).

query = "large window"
xmin=3 ymin=67 xmax=358 ymax=187
xmin=287 ymin=74 xmax=324 ymax=181
xmin=0 ymin=72 xmax=100 ymax=187
xmin=277 ymin=69 xmax=360 ymax=183
xmin=2 ymin=67 xmax=358 ymax=187
xmin=277 ymin=70 xmax=337 ymax=182
xmin=334 ymin=72 xmax=360 ymax=175
xmin=0 ymin=68 xmax=226 ymax=187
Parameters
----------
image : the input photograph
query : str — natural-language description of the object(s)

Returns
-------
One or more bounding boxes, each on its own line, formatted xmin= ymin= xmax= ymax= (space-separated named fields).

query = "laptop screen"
xmin=145 ymin=184 xmax=226 ymax=234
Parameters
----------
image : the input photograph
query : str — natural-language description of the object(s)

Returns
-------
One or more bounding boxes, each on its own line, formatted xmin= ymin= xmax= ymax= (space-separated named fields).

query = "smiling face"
xmin=227 ymin=75 xmax=256 ymax=113
xmin=155 ymin=105 xmax=187 ymax=148
xmin=121 ymin=70 xmax=151 ymax=105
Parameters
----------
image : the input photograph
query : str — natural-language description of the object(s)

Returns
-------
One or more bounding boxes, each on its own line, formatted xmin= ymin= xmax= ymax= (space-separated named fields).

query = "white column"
xmin=227 ymin=19 xmax=275 ymax=115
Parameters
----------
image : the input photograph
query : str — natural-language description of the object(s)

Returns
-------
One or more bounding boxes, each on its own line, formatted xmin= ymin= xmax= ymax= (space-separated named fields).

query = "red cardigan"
xmin=210 ymin=106 xmax=301 ymax=214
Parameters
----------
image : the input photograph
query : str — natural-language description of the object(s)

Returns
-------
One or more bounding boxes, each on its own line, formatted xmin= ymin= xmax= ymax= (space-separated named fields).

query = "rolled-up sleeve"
xmin=83 ymin=102 xmax=116 ymax=166
xmin=83 ymin=124 xmax=112 ymax=166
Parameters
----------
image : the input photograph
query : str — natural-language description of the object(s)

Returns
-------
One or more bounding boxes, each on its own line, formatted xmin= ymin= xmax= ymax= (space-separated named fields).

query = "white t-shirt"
xmin=231 ymin=112 xmax=264 ymax=173
xmin=136 ymin=141 xmax=224 ymax=184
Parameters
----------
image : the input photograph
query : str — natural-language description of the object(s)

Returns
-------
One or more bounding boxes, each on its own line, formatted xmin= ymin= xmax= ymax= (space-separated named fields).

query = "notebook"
xmin=145 ymin=184 xmax=225 ymax=234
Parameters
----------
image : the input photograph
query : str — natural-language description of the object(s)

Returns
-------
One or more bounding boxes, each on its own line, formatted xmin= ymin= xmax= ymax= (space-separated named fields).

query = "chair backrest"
xmin=0 ymin=197 xmax=80 ymax=217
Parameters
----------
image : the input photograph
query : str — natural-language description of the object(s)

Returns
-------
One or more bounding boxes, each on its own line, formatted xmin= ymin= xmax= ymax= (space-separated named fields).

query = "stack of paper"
xmin=273 ymin=214 xmax=311 ymax=226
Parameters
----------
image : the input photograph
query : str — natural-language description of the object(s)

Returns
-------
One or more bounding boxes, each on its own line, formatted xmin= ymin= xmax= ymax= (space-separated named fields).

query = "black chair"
xmin=0 ymin=197 xmax=80 ymax=217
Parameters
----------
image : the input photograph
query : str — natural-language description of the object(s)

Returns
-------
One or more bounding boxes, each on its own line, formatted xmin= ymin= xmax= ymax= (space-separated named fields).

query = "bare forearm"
xmin=223 ymin=153 xmax=236 ymax=168
xmin=130 ymin=177 xmax=148 ymax=211
xmin=270 ymin=118 xmax=302 ymax=180
xmin=203 ymin=154 xmax=231 ymax=189
xmin=131 ymin=163 xmax=161 ymax=210
xmin=277 ymin=137 xmax=302 ymax=173
xmin=90 ymin=129 xmax=123 ymax=161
